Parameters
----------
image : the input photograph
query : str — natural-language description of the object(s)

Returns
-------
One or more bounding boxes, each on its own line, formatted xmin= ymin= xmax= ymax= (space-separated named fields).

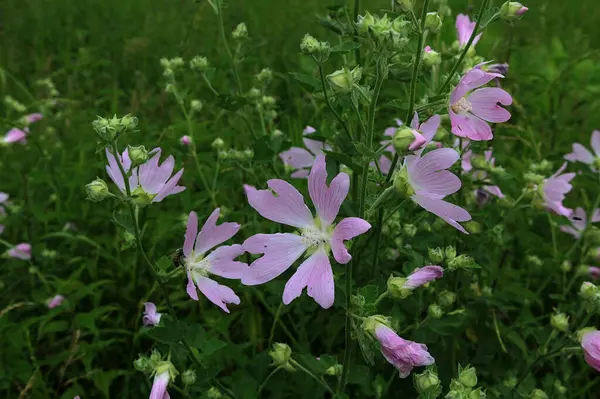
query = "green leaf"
xmin=183 ymin=323 xmax=207 ymax=348
xmin=216 ymin=94 xmax=249 ymax=111
xmin=353 ymin=141 xmax=376 ymax=158
xmin=200 ymin=338 xmax=228 ymax=357
xmin=323 ymin=150 xmax=363 ymax=173
xmin=289 ymin=72 xmax=321 ymax=89
xmin=145 ymin=315 xmax=184 ymax=343
xmin=252 ymin=136 xmax=275 ymax=162
xmin=111 ymin=208 xmax=134 ymax=235
xmin=331 ymin=41 xmax=361 ymax=53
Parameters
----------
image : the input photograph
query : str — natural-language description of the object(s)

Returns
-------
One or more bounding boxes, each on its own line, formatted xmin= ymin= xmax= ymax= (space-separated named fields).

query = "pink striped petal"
xmin=183 ymin=212 xmax=198 ymax=257
xmin=592 ymin=130 xmax=600 ymax=156
xmin=413 ymin=195 xmax=471 ymax=234
xmin=247 ymin=179 xmax=314 ymax=228
xmin=449 ymin=110 xmax=493 ymax=141
xmin=195 ymin=276 xmax=240 ymax=313
xmin=195 ymin=208 xmax=240 ymax=254
xmin=291 ymin=168 xmax=311 ymax=179
xmin=565 ymin=143 xmax=595 ymax=164
xmin=330 ymin=217 xmax=371 ymax=264
xmin=282 ymin=248 xmax=335 ymax=309
xmin=468 ymin=88 xmax=512 ymax=123
xmin=206 ymin=244 xmax=248 ymax=279
xmin=279 ymin=147 xmax=315 ymax=169
xmin=308 ymin=155 xmax=349 ymax=225
xmin=242 ymin=233 xmax=307 ymax=285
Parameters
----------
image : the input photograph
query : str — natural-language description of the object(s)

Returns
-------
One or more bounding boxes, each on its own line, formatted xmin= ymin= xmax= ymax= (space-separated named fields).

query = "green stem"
xmin=289 ymin=359 xmax=334 ymax=394
xmin=314 ymin=58 xmax=354 ymax=141
xmin=256 ymin=367 xmax=282 ymax=397
xmin=216 ymin=2 xmax=243 ymax=94
xmin=268 ymin=303 xmax=284 ymax=347
xmin=436 ymin=0 xmax=491 ymax=95
xmin=547 ymin=214 xmax=558 ymax=258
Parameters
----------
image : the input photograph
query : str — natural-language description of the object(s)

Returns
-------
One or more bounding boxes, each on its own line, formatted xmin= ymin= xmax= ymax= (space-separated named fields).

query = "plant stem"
xmin=216 ymin=2 xmax=243 ymax=94
xmin=256 ymin=367 xmax=282 ymax=397
xmin=290 ymin=359 xmax=334 ymax=394
xmin=436 ymin=0 xmax=490 ymax=95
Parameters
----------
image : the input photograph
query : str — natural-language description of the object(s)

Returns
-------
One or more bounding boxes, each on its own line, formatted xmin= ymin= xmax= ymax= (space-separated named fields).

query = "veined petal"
xmin=195 ymin=276 xmax=240 ymax=313
xmin=304 ymin=138 xmax=331 ymax=156
xmin=206 ymin=244 xmax=248 ymax=279
xmin=242 ymin=233 xmax=307 ymax=285
xmin=330 ymin=217 xmax=371 ymax=264
xmin=186 ymin=271 xmax=199 ymax=300
xmin=449 ymin=110 xmax=493 ymax=141
xmin=308 ymin=155 xmax=350 ymax=226
xmin=413 ymin=195 xmax=471 ymax=234
xmin=247 ymin=179 xmax=314 ymax=228
xmin=565 ymin=143 xmax=595 ymax=164
xmin=282 ymin=248 xmax=335 ymax=309
xmin=195 ymin=208 xmax=240 ymax=254
xmin=153 ymin=168 xmax=185 ymax=202
xmin=559 ymin=225 xmax=581 ymax=238
xmin=468 ymin=88 xmax=512 ymax=123
xmin=279 ymin=147 xmax=315 ymax=169
xmin=419 ymin=114 xmax=440 ymax=144
xmin=591 ymin=130 xmax=600 ymax=157
xmin=150 ymin=372 xmax=170 ymax=399
xmin=291 ymin=169 xmax=311 ymax=179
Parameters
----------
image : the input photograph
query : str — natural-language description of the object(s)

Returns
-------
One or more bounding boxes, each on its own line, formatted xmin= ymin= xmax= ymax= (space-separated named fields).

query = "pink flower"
xmin=184 ymin=209 xmax=247 ymax=313
xmin=0 ymin=192 xmax=8 ymax=217
xmin=25 ymin=113 xmax=43 ymax=124
xmin=376 ymin=114 xmax=440 ymax=174
xmin=180 ymin=135 xmax=192 ymax=146
xmin=461 ymin=148 xmax=505 ymax=203
xmin=150 ymin=370 xmax=171 ymax=399
xmin=589 ymin=266 xmax=600 ymax=280
xmin=564 ymin=130 xmax=600 ymax=171
xmin=243 ymin=155 xmax=371 ymax=308
xmin=424 ymin=46 xmax=433 ymax=53
xmin=560 ymin=207 xmax=600 ymax=238
xmin=456 ymin=14 xmax=482 ymax=48
xmin=47 ymin=294 xmax=65 ymax=309
xmin=396 ymin=148 xmax=471 ymax=233
xmin=8 ymin=243 xmax=32 ymax=260
xmin=374 ymin=323 xmax=434 ymax=378
xmin=279 ymin=126 xmax=332 ymax=178
xmin=405 ymin=266 xmax=444 ymax=289
xmin=142 ymin=302 xmax=162 ymax=326
xmin=541 ymin=163 xmax=575 ymax=217
xmin=105 ymin=148 xmax=185 ymax=203
xmin=582 ymin=330 xmax=600 ymax=372
xmin=3 ymin=127 xmax=28 ymax=144
xmin=449 ymin=63 xmax=512 ymax=141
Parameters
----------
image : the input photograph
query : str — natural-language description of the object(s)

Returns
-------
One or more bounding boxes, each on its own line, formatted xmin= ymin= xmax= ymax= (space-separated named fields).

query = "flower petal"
xmin=247 ymin=179 xmax=314 ymax=228
xmin=206 ymin=244 xmax=248 ymax=279
xmin=195 ymin=276 xmax=240 ymax=313
xmin=282 ymin=248 xmax=335 ymax=309
xmin=291 ymin=168 xmax=310 ymax=179
xmin=559 ymin=225 xmax=580 ymax=238
xmin=242 ymin=233 xmax=307 ymax=285
xmin=279 ymin=147 xmax=315 ymax=169
xmin=150 ymin=372 xmax=170 ymax=399
xmin=195 ymin=208 xmax=240 ymax=254
xmin=304 ymin=138 xmax=331 ymax=156
xmin=308 ymin=155 xmax=350 ymax=225
xmin=186 ymin=271 xmax=199 ymax=300
xmin=413 ymin=195 xmax=471 ymax=234
xmin=153 ymin=168 xmax=185 ymax=202
xmin=449 ymin=110 xmax=493 ymax=141
xmin=330 ymin=217 xmax=372 ymax=264
xmin=183 ymin=212 xmax=198 ymax=257
xmin=565 ymin=143 xmax=595 ymax=164
xmin=419 ymin=114 xmax=440 ymax=144
xmin=592 ymin=130 xmax=600 ymax=157
xmin=468 ymin=88 xmax=512 ymax=123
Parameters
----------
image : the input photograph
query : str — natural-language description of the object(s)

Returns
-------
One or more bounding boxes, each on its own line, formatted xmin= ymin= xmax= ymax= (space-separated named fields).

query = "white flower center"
xmin=451 ymin=97 xmax=472 ymax=114
xmin=301 ymin=224 xmax=331 ymax=248
xmin=186 ymin=253 xmax=211 ymax=277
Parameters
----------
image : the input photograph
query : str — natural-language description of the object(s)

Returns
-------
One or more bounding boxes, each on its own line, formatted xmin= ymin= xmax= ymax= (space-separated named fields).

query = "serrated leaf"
xmin=145 ymin=315 xmax=184 ymax=343
xmin=331 ymin=41 xmax=361 ymax=53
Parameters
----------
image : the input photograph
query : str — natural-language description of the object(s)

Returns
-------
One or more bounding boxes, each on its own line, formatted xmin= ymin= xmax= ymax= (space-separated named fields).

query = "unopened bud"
xmin=580 ymin=282 xmax=599 ymax=300
xmin=445 ymin=246 xmax=456 ymax=261
xmin=207 ymin=387 xmax=223 ymax=399
xmin=448 ymin=254 xmax=475 ymax=271
xmin=190 ymin=99 xmax=203 ymax=112
xmin=428 ymin=304 xmax=443 ymax=319
xmin=428 ymin=247 xmax=445 ymax=264
xmin=326 ymin=66 xmax=362 ymax=94
xmin=423 ymin=46 xmax=441 ymax=67
xmin=180 ymin=135 xmax=192 ymax=146
xmin=394 ymin=0 xmax=414 ymax=12
xmin=86 ymin=179 xmax=110 ymax=202
xmin=181 ymin=369 xmax=196 ymax=385
xmin=356 ymin=12 xmax=376 ymax=35
xmin=499 ymin=2 xmax=529 ymax=22
xmin=134 ymin=356 xmax=153 ymax=373
xmin=438 ymin=290 xmax=457 ymax=308
xmin=529 ymin=389 xmax=548 ymax=399
xmin=232 ymin=22 xmax=248 ymax=40
xmin=269 ymin=343 xmax=293 ymax=370
xmin=469 ymin=388 xmax=486 ymax=399
xmin=393 ymin=127 xmax=426 ymax=155
xmin=149 ymin=349 xmax=162 ymax=364
xmin=458 ymin=365 xmax=478 ymax=388
xmin=212 ymin=138 xmax=226 ymax=150
xmin=128 ymin=145 xmax=149 ymax=166
xmin=550 ymin=312 xmax=569 ymax=332
xmin=403 ymin=223 xmax=417 ymax=237
xmin=325 ymin=364 xmax=343 ymax=376
xmin=190 ymin=56 xmax=209 ymax=72
xmin=560 ymin=260 xmax=572 ymax=273
xmin=414 ymin=369 xmax=441 ymax=396
xmin=256 ymin=68 xmax=273 ymax=86
xmin=464 ymin=221 xmax=482 ymax=234
xmin=424 ymin=12 xmax=442 ymax=33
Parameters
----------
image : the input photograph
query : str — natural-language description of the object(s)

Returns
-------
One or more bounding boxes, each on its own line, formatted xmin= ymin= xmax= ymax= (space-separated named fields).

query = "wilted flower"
xmin=279 ymin=126 xmax=331 ymax=178
xmin=564 ymin=130 xmax=600 ymax=171
xmin=8 ymin=243 xmax=32 ymax=260
xmin=184 ymin=209 xmax=247 ymax=313
xmin=449 ymin=63 xmax=512 ymax=141
xmin=47 ymin=294 xmax=65 ymax=309
xmin=105 ymin=147 xmax=185 ymax=205
xmin=456 ymin=14 xmax=482 ymax=48
xmin=387 ymin=266 xmax=444 ymax=299
xmin=560 ymin=207 xmax=600 ymax=238
xmin=539 ymin=163 xmax=575 ymax=217
xmin=142 ymin=302 xmax=162 ymax=326
xmin=243 ymin=155 xmax=370 ymax=308
xmin=582 ymin=330 xmax=600 ymax=372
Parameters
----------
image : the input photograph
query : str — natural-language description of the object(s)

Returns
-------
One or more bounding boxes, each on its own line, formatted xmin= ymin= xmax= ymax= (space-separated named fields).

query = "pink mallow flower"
xmin=376 ymin=114 xmax=440 ymax=175
xmin=180 ymin=135 xmax=192 ymax=146
xmin=456 ymin=14 xmax=482 ymax=48
xmin=540 ymin=163 xmax=575 ymax=217
xmin=8 ymin=243 xmax=32 ymax=260
xmin=184 ymin=209 xmax=247 ymax=313
xmin=560 ymin=207 xmax=600 ymax=238
xmin=47 ymin=295 xmax=65 ymax=309
xmin=582 ymin=330 xmax=600 ymax=373
xmin=105 ymin=148 xmax=185 ymax=204
xmin=395 ymin=148 xmax=472 ymax=233
xmin=25 ymin=113 xmax=43 ymax=124
xmin=374 ymin=322 xmax=434 ymax=378
xmin=243 ymin=154 xmax=371 ymax=309
xmin=461 ymin=148 xmax=505 ymax=203
xmin=143 ymin=302 xmax=162 ymax=326
xmin=279 ymin=126 xmax=332 ymax=178
xmin=589 ymin=266 xmax=600 ymax=280
xmin=3 ymin=127 xmax=28 ymax=144
xmin=449 ymin=63 xmax=512 ymax=141
xmin=150 ymin=363 xmax=175 ymax=399
xmin=564 ymin=130 xmax=600 ymax=171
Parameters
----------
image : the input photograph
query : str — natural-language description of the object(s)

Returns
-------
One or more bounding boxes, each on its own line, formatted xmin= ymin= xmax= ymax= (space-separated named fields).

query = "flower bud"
xmin=92 ymin=116 xmax=117 ymax=141
xmin=300 ymin=33 xmax=320 ymax=53
xmin=262 ymin=96 xmax=276 ymax=107
xmin=232 ymin=22 xmax=248 ymax=40
xmin=414 ymin=369 xmax=441 ymax=396
xmin=458 ymin=365 xmax=478 ymax=388
xmin=387 ymin=276 xmax=410 ymax=299
xmin=428 ymin=304 xmax=443 ymax=319
xmin=190 ymin=99 xmax=203 ymax=112
xmin=269 ymin=343 xmax=293 ymax=369
xmin=576 ymin=327 xmax=597 ymax=342
xmin=325 ymin=364 xmax=343 ymax=376
xmin=362 ymin=315 xmax=391 ymax=336
xmin=393 ymin=127 xmax=426 ymax=155
xmin=403 ymin=223 xmax=417 ymax=237
xmin=560 ymin=260 xmax=572 ymax=273
xmin=550 ymin=312 xmax=569 ymax=333
xmin=86 ymin=179 xmax=110 ymax=202
xmin=149 ymin=349 xmax=162 ymax=364
xmin=326 ymin=66 xmax=362 ymax=94
xmin=393 ymin=168 xmax=415 ymax=197
xmin=553 ymin=380 xmax=567 ymax=395
xmin=120 ymin=114 xmax=138 ymax=131
xmin=438 ymin=290 xmax=457 ymax=308
xmin=526 ymin=255 xmax=543 ymax=269
xmin=190 ymin=56 xmax=209 ymax=72
xmin=445 ymin=246 xmax=456 ymax=261
xmin=212 ymin=138 xmax=226 ymax=150
xmin=207 ymin=387 xmax=223 ymax=399
xmin=424 ymin=12 xmax=442 ymax=33
xmin=181 ymin=369 xmax=196 ymax=385
xmin=469 ymin=388 xmax=486 ymax=399
xmin=128 ymin=145 xmax=149 ymax=166
xmin=356 ymin=12 xmax=376 ymax=35
xmin=464 ymin=221 xmax=482 ymax=234
xmin=428 ymin=247 xmax=445 ymax=264
xmin=394 ymin=0 xmax=413 ymax=12
xmin=448 ymin=254 xmax=475 ymax=271
xmin=529 ymin=389 xmax=548 ymax=399
xmin=422 ymin=46 xmax=441 ymax=67
xmin=256 ymin=68 xmax=273 ymax=86
xmin=580 ymin=282 xmax=599 ymax=300
xmin=133 ymin=355 xmax=154 ymax=373
xmin=180 ymin=135 xmax=192 ymax=146
xmin=499 ymin=2 xmax=529 ymax=22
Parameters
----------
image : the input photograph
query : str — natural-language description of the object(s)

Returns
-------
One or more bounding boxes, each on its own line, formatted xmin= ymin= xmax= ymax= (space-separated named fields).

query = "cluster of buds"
xmin=413 ymin=367 xmax=442 ymax=398
xmin=580 ymin=282 xmax=600 ymax=313
xmin=232 ymin=22 xmax=249 ymax=40
xmin=446 ymin=365 xmax=485 ymax=398
xmin=300 ymin=34 xmax=331 ymax=63
xmin=4 ymin=95 xmax=27 ymax=113
xmin=355 ymin=12 xmax=410 ymax=50
xmin=35 ymin=78 xmax=60 ymax=98
xmin=160 ymin=57 xmax=185 ymax=78
xmin=92 ymin=114 xmax=138 ymax=142
xmin=218 ymin=148 xmax=254 ymax=162
xmin=269 ymin=343 xmax=295 ymax=371
xmin=255 ymin=68 xmax=273 ymax=88
xmin=190 ymin=55 xmax=209 ymax=72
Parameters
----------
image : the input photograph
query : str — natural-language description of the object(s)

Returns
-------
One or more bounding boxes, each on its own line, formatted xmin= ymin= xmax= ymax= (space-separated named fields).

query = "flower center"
xmin=451 ymin=97 xmax=472 ymax=114
xmin=186 ymin=253 xmax=211 ymax=277
xmin=301 ymin=223 xmax=331 ymax=248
